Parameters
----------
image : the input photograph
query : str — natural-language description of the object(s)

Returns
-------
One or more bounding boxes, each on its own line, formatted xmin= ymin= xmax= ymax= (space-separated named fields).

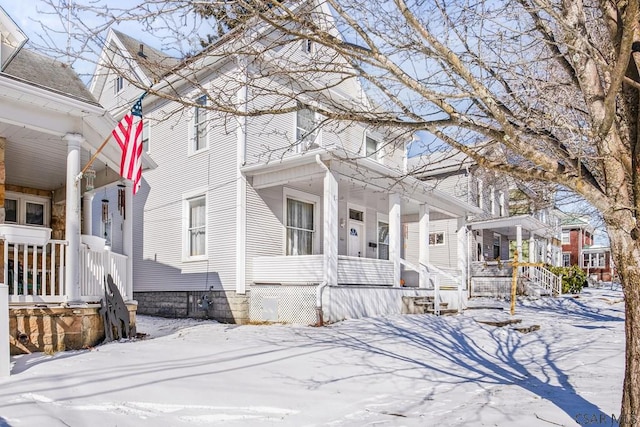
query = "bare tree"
xmin=35 ymin=0 xmax=640 ymax=421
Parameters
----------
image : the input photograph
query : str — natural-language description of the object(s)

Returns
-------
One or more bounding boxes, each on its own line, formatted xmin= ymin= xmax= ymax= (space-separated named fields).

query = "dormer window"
xmin=113 ymin=76 xmax=124 ymax=94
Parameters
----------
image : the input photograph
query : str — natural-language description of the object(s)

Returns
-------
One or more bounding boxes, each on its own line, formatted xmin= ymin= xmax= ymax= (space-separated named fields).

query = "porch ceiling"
xmin=2 ymin=122 xmax=109 ymax=190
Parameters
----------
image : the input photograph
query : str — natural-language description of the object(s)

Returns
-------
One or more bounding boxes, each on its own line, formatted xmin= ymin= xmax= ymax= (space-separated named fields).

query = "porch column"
xmin=529 ymin=232 xmax=536 ymax=262
xmin=457 ymin=217 xmax=468 ymax=290
xmin=516 ymin=225 xmax=523 ymax=261
xmin=389 ymin=193 xmax=401 ymax=287
xmin=82 ymin=191 xmax=95 ymax=235
xmin=0 ymin=283 xmax=8 ymax=377
xmin=323 ymin=168 xmax=338 ymax=286
xmin=418 ymin=204 xmax=429 ymax=288
xmin=64 ymin=134 xmax=82 ymax=303
xmin=123 ymin=181 xmax=133 ymax=301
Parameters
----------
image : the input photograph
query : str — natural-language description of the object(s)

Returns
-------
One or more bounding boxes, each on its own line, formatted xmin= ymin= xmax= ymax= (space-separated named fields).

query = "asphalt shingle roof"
xmin=3 ymin=48 xmax=98 ymax=104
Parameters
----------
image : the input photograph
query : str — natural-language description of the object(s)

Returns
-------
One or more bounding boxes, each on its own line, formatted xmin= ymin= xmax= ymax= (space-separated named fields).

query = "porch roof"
xmin=468 ymin=214 xmax=555 ymax=238
xmin=0 ymin=66 xmax=159 ymax=190
xmin=241 ymin=147 xmax=483 ymax=217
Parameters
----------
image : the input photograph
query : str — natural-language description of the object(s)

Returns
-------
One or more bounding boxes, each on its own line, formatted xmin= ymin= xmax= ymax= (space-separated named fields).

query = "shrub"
xmin=548 ymin=265 xmax=588 ymax=294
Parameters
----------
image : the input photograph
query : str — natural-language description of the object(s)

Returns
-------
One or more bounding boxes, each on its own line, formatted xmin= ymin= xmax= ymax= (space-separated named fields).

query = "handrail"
xmin=522 ymin=265 xmax=562 ymax=296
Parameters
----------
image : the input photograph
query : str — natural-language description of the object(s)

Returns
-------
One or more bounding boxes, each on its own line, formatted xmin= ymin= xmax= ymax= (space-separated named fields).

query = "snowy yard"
xmin=0 ymin=286 xmax=625 ymax=426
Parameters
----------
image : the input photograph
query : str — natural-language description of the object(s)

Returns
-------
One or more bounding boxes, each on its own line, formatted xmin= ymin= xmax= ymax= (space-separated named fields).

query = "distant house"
xmin=559 ymin=213 xmax=614 ymax=282
xmin=408 ymin=151 xmax=563 ymax=297
xmin=0 ymin=6 xmax=137 ymax=354
xmin=89 ymin=3 xmax=489 ymax=325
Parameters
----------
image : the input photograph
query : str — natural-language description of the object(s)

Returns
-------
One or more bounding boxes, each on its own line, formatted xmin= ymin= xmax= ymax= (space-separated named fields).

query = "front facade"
xmin=91 ymin=9 xmax=483 ymax=324
xmin=0 ymin=8 xmax=136 ymax=355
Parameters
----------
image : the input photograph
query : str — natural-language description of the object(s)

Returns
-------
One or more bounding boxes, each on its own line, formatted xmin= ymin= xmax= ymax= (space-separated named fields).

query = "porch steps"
xmin=401 ymin=296 xmax=455 ymax=316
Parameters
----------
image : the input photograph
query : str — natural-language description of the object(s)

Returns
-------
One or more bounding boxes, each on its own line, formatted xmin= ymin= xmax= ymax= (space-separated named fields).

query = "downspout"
xmin=315 ymin=281 xmax=328 ymax=326
xmin=315 ymin=154 xmax=330 ymax=326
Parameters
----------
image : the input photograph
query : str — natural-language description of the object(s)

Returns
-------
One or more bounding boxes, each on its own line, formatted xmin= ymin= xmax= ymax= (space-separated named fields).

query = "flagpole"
xmin=77 ymin=132 xmax=113 ymax=180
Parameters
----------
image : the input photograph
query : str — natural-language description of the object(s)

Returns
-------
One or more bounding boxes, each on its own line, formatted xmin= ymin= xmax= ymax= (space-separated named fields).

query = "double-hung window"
xmin=186 ymin=195 xmax=206 ymax=258
xmin=142 ymin=120 xmax=150 ymax=153
xmin=296 ymin=103 xmax=318 ymax=151
xmin=193 ymin=95 xmax=208 ymax=152
xmin=286 ymin=198 xmax=315 ymax=255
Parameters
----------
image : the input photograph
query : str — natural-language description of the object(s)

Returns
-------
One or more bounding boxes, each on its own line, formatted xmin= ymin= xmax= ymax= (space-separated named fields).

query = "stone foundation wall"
xmin=134 ymin=290 xmax=249 ymax=324
xmin=9 ymin=304 xmax=137 ymax=355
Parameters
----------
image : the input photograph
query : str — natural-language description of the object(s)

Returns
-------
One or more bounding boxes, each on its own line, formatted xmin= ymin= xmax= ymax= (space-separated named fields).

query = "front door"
xmin=348 ymin=221 xmax=364 ymax=257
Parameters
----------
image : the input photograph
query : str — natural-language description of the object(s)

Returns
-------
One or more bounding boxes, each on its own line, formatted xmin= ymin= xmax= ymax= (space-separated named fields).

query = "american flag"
xmin=112 ymin=93 xmax=147 ymax=194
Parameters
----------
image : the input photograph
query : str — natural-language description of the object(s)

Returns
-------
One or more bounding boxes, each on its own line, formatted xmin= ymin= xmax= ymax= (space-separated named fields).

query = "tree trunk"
xmin=608 ymin=227 xmax=640 ymax=425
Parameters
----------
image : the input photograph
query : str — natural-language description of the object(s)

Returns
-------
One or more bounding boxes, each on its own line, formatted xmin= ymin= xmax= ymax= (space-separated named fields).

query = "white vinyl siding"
xmin=133 ymin=93 xmax=237 ymax=292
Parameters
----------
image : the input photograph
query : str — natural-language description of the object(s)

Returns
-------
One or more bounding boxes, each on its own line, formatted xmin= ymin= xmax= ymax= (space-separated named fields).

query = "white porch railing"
xmin=3 ymin=239 xmax=128 ymax=304
xmin=521 ymin=265 xmax=562 ymax=296
xmin=4 ymin=240 xmax=67 ymax=303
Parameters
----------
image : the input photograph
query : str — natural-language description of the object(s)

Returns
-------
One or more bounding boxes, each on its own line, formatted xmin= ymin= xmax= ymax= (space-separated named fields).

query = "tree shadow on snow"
xmin=291 ymin=313 xmax=618 ymax=425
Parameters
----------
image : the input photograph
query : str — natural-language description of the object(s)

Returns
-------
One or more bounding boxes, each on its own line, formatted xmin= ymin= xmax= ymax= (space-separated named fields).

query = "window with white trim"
xmin=429 ymin=232 xmax=445 ymax=246
xmin=562 ymin=231 xmax=570 ymax=244
xmin=4 ymin=192 xmax=50 ymax=227
xmin=562 ymin=252 xmax=571 ymax=267
xmin=583 ymin=253 xmax=606 ymax=268
xmin=366 ymin=136 xmax=379 ymax=159
xmin=185 ymin=195 xmax=207 ymax=259
xmin=142 ymin=120 xmax=150 ymax=152
xmin=378 ymin=220 xmax=389 ymax=260
xmin=493 ymin=233 xmax=501 ymax=259
xmin=286 ymin=197 xmax=315 ymax=255
xmin=498 ymin=191 xmax=505 ymax=217
xmin=113 ymin=76 xmax=124 ymax=94
xmin=192 ymin=95 xmax=208 ymax=152
xmin=296 ymin=102 xmax=318 ymax=151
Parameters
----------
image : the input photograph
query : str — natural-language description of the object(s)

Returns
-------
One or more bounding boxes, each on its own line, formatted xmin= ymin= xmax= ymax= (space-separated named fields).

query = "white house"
xmin=407 ymin=151 xmax=563 ymax=297
xmin=90 ymin=3 xmax=484 ymax=324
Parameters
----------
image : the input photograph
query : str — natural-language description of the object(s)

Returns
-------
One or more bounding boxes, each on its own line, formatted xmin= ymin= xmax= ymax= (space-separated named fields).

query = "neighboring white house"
xmin=0 ymin=6 xmax=139 ymax=354
xmin=89 ymin=3 xmax=484 ymax=324
xmin=407 ymin=151 xmax=563 ymax=297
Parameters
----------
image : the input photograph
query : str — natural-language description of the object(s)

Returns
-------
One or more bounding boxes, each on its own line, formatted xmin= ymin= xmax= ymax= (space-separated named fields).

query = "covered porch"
xmin=243 ymin=149 xmax=480 ymax=323
xmin=467 ymin=215 xmax=562 ymax=297
xmin=0 ymin=45 xmax=136 ymax=355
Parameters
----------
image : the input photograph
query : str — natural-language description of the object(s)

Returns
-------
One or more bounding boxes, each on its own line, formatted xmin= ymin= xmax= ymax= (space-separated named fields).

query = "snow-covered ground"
xmin=0 ymin=286 xmax=625 ymax=426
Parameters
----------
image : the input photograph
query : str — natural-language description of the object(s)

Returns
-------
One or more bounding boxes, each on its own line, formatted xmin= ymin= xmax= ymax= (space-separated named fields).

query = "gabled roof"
xmin=110 ymin=29 xmax=179 ymax=81
xmin=3 ymin=48 xmax=98 ymax=105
